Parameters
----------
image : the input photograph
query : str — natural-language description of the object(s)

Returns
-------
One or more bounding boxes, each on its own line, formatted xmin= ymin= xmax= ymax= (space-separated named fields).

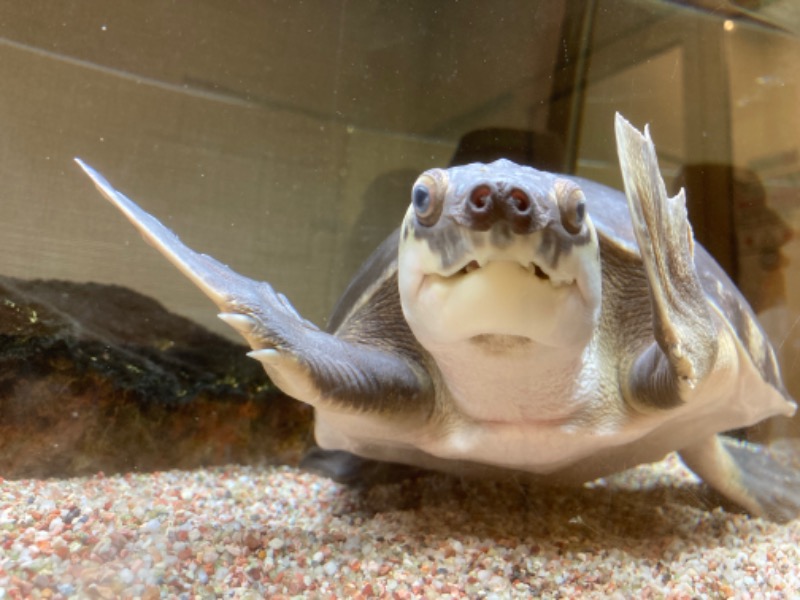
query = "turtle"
xmin=75 ymin=114 xmax=800 ymax=521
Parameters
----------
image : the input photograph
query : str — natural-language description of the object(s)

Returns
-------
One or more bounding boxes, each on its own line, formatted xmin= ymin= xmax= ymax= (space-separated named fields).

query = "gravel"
xmin=1 ymin=452 xmax=798 ymax=598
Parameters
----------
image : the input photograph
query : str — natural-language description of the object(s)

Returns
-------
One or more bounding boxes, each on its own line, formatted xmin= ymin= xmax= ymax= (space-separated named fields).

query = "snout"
xmin=464 ymin=185 xmax=536 ymax=234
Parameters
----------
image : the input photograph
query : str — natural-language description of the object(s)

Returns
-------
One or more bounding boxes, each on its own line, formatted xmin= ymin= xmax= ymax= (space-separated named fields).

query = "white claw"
xmin=247 ymin=349 xmax=281 ymax=364
xmin=218 ymin=313 xmax=257 ymax=332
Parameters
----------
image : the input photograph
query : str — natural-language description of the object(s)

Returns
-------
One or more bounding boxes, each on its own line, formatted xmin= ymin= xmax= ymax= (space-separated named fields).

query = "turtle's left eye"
xmin=412 ymin=177 xmax=443 ymax=226
xmin=555 ymin=181 xmax=586 ymax=235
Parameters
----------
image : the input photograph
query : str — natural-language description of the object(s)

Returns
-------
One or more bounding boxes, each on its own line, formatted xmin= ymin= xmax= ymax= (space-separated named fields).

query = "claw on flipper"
xmin=247 ymin=349 xmax=282 ymax=364
xmin=218 ymin=313 xmax=258 ymax=334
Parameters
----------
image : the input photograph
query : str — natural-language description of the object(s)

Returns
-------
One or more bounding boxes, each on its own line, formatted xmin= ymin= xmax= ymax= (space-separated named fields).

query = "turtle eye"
xmin=556 ymin=181 xmax=586 ymax=235
xmin=411 ymin=176 xmax=443 ymax=226
xmin=413 ymin=185 xmax=432 ymax=215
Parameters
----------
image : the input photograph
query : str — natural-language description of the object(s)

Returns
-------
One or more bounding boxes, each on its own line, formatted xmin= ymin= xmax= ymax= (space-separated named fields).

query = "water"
xmin=0 ymin=0 xmax=798 ymax=461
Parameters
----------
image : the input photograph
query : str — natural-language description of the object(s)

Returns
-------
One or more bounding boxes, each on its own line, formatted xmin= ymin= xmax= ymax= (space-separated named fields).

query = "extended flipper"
xmin=680 ymin=435 xmax=800 ymax=522
xmin=75 ymin=159 xmax=430 ymax=416
xmin=614 ymin=115 xmax=718 ymax=409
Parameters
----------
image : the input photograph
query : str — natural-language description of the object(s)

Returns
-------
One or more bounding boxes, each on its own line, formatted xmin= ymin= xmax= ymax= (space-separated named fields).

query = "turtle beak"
xmin=451 ymin=258 xmax=551 ymax=282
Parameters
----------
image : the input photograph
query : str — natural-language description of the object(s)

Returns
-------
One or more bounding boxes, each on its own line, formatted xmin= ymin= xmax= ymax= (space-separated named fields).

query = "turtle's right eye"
xmin=555 ymin=180 xmax=586 ymax=235
xmin=412 ymin=177 xmax=443 ymax=226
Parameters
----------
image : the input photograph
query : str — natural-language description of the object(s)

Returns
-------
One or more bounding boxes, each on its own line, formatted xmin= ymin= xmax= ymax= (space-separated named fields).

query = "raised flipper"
xmin=680 ymin=435 xmax=800 ymax=522
xmin=614 ymin=115 xmax=718 ymax=409
xmin=75 ymin=159 xmax=431 ymax=416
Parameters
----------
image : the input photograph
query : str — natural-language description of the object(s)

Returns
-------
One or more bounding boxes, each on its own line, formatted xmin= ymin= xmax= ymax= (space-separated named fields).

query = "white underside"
xmin=314 ymin=320 xmax=795 ymax=483
xmin=312 ymin=216 xmax=795 ymax=482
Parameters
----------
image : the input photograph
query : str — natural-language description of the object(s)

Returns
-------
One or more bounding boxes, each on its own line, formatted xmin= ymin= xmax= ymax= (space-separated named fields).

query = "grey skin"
xmin=76 ymin=114 xmax=800 ymax=522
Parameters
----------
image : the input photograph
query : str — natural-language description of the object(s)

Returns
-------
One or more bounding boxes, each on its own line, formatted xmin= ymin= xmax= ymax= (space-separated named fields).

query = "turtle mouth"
xmin=449 ymin=259 xmax=562 ymax=285
xmin=470 ymin=333 xmax=534 ymax=351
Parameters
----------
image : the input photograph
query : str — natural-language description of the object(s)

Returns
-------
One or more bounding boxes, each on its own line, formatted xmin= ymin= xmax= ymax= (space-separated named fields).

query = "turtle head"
xmin=398 ymin=159 xmax=602 ymax=350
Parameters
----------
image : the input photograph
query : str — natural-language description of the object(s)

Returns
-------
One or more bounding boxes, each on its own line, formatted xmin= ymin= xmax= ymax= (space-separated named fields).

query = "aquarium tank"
xmin=0 ymin=0 xmax=800 ymax=600
xmin=0 ymin=0 xmax=798 ymax=477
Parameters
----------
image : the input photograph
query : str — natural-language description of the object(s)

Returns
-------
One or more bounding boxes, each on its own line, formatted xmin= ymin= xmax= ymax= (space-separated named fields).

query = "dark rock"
xmin=0 ymin=276 xmax=312 ymax=478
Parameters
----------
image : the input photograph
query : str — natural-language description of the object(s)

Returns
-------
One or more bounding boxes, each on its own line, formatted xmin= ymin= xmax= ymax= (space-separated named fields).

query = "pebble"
xmin=48 ymin=517 xmax=63 ymax=533
xmin=323 ymin=560 xmax=339 ymax=576
xmin=142 ymin=518 xmax=161 ymax=533
xmin=0 ymin=457 xmax=796 ymax=598
xmin=119 ymin=569 xmax=135 ymax=585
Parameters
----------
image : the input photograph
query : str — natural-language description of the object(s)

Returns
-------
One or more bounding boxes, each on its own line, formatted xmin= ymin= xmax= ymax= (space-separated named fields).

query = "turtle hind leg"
xmin=679 ymin=435 xmax=800 ymax=522
xmin=614 ymin=114 xmax=718 ymax=408
xmin=300 ymin=447 xmax=429 ymax=486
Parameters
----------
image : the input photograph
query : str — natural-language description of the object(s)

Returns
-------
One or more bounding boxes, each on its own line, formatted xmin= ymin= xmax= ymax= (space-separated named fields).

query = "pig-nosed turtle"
xmin=76 ymin=114 xmax=800 ymax=521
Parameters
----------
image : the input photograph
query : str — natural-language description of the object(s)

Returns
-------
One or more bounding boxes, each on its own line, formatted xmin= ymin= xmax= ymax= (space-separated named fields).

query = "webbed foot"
xmin=680 ymin=435 xmax=800 ymax=522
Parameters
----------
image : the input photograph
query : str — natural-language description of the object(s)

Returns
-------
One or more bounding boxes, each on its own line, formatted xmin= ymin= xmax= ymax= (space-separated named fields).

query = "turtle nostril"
xmin=504 ymin=189 xmax=534 ymax=233
xmin=509 ymin=189 xmax=531 ymax=214
xmin=469 ymin=185 xmax=492 ymax=212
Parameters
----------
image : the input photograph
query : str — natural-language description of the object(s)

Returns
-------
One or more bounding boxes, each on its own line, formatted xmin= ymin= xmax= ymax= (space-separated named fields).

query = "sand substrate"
xmin=1 ymin=452 xmax=798 ymax=599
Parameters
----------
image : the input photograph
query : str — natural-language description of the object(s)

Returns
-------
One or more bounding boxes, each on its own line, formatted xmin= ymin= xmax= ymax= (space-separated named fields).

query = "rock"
xmin=0 ymin=276 xmax=312 ymax=478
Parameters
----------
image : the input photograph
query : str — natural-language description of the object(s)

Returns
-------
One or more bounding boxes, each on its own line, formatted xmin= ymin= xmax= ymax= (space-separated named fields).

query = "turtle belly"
xmin=417 ymin=330 xmax=794 ymax=481
xmin=313 ymin=325 xmax=793 ymax=483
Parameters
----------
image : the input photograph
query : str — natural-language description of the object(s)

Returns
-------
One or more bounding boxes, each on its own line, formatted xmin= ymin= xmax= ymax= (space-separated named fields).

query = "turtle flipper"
xmin=300 ymin=447 xmax=427 ymax=486
xmin=614 ymin=115 xmax=718 ymax=409
xmin=680 ymin=435 xmax=800 ymax=522
xmin=76 ymin=159 xmax=430 ymax=414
